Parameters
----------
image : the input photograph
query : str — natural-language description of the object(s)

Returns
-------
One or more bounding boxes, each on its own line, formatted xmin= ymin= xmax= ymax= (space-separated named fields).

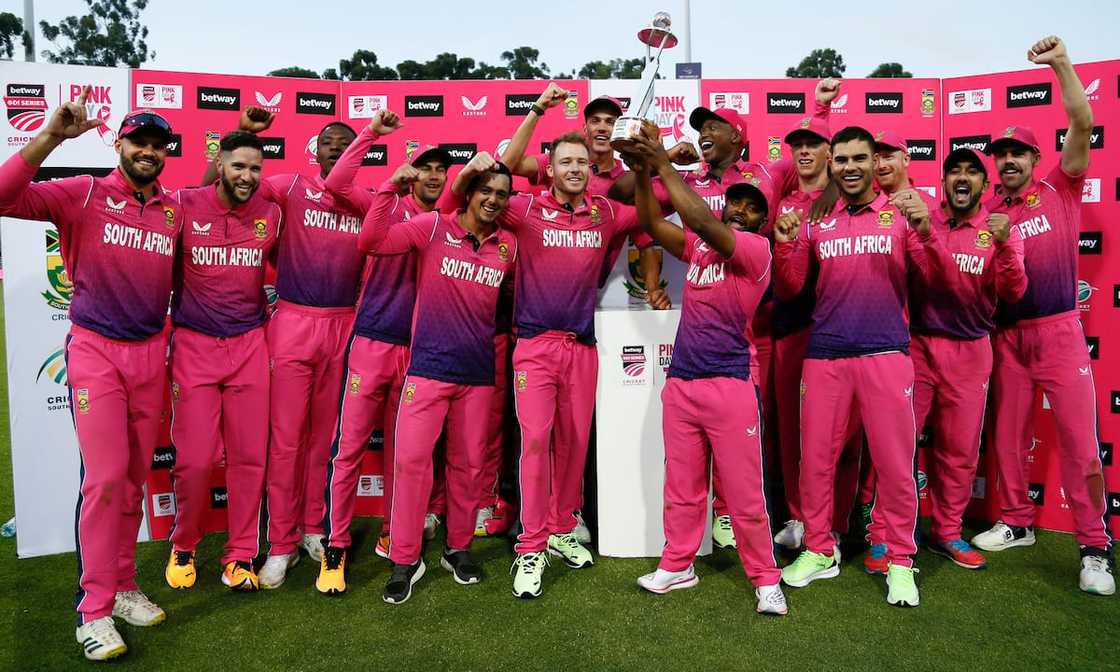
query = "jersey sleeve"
xmin=992 ymin=225 xmax=1028 ymax=303
xmin=358 ymin=180 xmax=405 ymax=253
xmin=0 ymin=152 xmax=92 ymax=233
xmin=727 ymin=230 xmax=772 ymax=282
xmin=649 ymin=175 xmax=673 ymax=214
xmin=260 ymin=173 xmax=296 ymax=208
xmin=773 ymin=236 xmax=812 ymax=300
xmin=496 ymin=193 xmax=532 ymax=233
xmin=527 ymin=152 xmax=550 ymax=186
xmin=324 ymin=126 xmax=380 ymax=214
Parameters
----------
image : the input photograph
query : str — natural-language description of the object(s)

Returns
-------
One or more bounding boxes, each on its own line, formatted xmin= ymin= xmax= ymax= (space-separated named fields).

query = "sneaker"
xmin=864 ymin=543 xmax=889 ymax=575
xmin=972 ymin=522 xmax=1035 ymax=552
xmin=511 ymin=552 xmax=548 ymax=598
xmin=76 ymin=616 xmax=127 ymax=661
xmin=383 ymin=560 xmax=426 ymax=605
xmin=773 ymin=520 xmax=804 ymax=550
xmin=423 ymin=513 xmax=441 ymax=541
xmin=755 ymin=583 xmax=789 ymax=616
xmin=712 ymin=514 xmax=736 ymax=549
xmin=483 ymin=499 xmax=516 ymax=537
xmin=781 ymin=550 xmax=839 ymax=588
xmin=316 ymin=546 xmax=347 ymax=595
xmin=441 ymin=549 xmax=483 ymax=585
xmin=375 ymin=531 xmax=391 ymax=559
xmin=258 ymin=553 xmax=298 ymax=590
xmin=573 ymin=511 xmax=592 ymax=544
xmin=637 ymin=566 xmax=699 ymax=594
xmin=1079 ymin=551 xmax=1116 ymax=596
xmin=221 ymin=560 xmax=260 ymax=592
xmin=165 ymin=549 xmax=196 ymax=589
xmin=112 ymin=591 xmax=165 ymax=627
xmin=928 ymin=539 xmax=987 ymax=570
xmin=886 ymin=564 xmax=920 ymax=607
xmin=548 ymin=532 xmax=594 ymax=569
xmin=475 ymin=507 xmax=494 ymax=537
xmin=299 ymin=533 xmax=325 ymax=562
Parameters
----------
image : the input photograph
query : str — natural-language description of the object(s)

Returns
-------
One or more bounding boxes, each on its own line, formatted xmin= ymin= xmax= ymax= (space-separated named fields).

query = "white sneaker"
xmin=637 ymin=566 xmax=699 ymax=594
xmin=423 ymin=513 xmax=441 ymax=540
xmin=774 ymin=520 xmax=804 ymax=550
xmin=972 ymin=522 xmax=1035 ymax=552
xmin=76 ymin=616 xmax=127 ymax=661
xmin=1079 ymin=555 xmax=1116 ymax=596
xmin=573 ymin=511 xmax=592 ymax=544
xmin=755 ymin=583 xmax=789 ymax=615
xmin=475 ymin=506 xmax=493 ymax=536
xmin=299 ymin=533 xmax=325 ymax=562
xmin=259 ymin=553 xmax=299 ymax=589
xmin=112 ymin=590 xmax=166 ymax=627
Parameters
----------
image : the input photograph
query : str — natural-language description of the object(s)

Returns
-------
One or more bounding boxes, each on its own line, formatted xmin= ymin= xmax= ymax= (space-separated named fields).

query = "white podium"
xmin=593 ymin=307 xmax=712 ymax=558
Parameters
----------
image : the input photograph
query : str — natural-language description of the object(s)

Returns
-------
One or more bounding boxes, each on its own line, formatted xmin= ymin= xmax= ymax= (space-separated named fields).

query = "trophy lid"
xmin=638 ymin=12 xmax=678 ymax=49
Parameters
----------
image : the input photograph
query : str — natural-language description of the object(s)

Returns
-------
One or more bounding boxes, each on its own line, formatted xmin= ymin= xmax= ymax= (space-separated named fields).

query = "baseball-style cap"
xmin=583 ymin=96 xmax=624 ymax=119
xmin=726 ymin=171 xmax=774 ymax=209
xmin=783 ymin=116 xmax=829 ymax=145
xmin=985 ymin=125 xmax=1040 ymax=154
xmin=689 ymin=106 xmax=747 ymax=137
xmin=118 ymin=109 xmax=173 ymax=141
xmin=873 ymin=129 xmax=908 ymax=154
xmin=410 ymin=144 xmax=453 ymax=167
xmin=942 ymin=147 xmax=988 ymax=176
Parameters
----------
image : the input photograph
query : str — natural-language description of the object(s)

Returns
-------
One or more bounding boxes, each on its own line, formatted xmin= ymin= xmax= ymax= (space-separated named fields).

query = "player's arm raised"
xmin=621 ymin=145 xmax=685 ymax=261
xmin=498 ymin=82 xmax=568 ymax=180
xmin=325 ymin=108 xmax=400 ymax=214
xmin=1030 ymin=36 xmax=1092 ymax=176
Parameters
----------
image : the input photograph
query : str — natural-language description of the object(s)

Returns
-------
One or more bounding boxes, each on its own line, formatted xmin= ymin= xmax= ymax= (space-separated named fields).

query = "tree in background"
xmin=576 ymin=58 xmax=646 ymax=79
xmin=501 ymin=47 xmax=549 ymax=79
xmin=268 ymin=66 xmax=322 ymax=79
xmin=785 ymin=48 xmax=846 ymax=78
xmin=338 ymin=49 xmax=398 ymax=80
xmin=39 ymin=0 xmax=152 ymax=67
xmin=0 ymin=12 xmax=23 ymax=59
xmin=868 ymin=62 xmax=912 ymax=78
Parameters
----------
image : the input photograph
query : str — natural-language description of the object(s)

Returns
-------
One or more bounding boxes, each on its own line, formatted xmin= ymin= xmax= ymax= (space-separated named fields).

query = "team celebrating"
xmin=0 ymin=35 xmax=1113 ymax=662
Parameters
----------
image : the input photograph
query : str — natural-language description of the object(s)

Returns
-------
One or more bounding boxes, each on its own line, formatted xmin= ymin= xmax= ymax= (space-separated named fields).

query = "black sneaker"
xmin=382 ymin=560 xmax=426 ymax=604
xmin=441 ymin=549 xmax=483 ymax=585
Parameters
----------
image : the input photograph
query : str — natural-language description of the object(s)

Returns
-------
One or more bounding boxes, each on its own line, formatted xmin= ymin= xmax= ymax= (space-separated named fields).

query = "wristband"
xmin=530 ymin=103 xmax=545 ymax=116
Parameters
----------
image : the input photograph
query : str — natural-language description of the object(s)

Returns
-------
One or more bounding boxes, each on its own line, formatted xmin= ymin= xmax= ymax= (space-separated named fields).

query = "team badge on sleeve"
xmin=515 ymin=370 xmax=527 ymax=392
xmin=163 ymin=206 xmax=176 ymax=228
xmin=975 ymin=230 xmax=993 ymax=249
xmin=590 ymin=204 xmax=601 ymax=226
xmin=498 ymin=242 xmax=510 ymax=262
xmin=878 ymin=210 xmax=895 ymax=228
xmin=75 ymin=388 xmax=91 ymax=414
xmin=404 ymin=382 xmax=416 ymax=405
xmin=1025 ymin=192 xmax=1041 ymax=209
xmin=254 ymin=218 xmax=268 ymax=239
xmin=348 ymin=373 xmax=361 ymax=395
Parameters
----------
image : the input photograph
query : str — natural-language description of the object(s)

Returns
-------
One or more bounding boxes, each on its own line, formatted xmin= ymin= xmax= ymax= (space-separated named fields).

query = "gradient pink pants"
xmin=388 ymin=375 xmax=489 ymax=565
xmin=67 ymin=325 xmax=167 ymax=624
xmin=169 ymin=326 xmax=269 ymax=564
xmin=800 ymin=353 xmax=918 ymax=566
xmin=513 ymin=332 xmax=597 ymax=554
xmin=265 ymin=301 xmax=353 ymax=555
xmin=321 ymin=335 xmax=408 ymax=549
xmin=992 ymin=312 xmax=1110 ymax=548
xmin=774 ymin=328 xmax=864 ymax=531
xmin=660 ymin=377 xmax=780 ymax=587
xmin=479 ymin=333 xmax=511 ymax=509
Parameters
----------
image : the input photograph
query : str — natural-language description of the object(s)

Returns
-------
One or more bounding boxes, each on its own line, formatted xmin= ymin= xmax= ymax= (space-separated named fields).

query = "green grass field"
xmin=0 ymin=292 xmax=1114 ymax=671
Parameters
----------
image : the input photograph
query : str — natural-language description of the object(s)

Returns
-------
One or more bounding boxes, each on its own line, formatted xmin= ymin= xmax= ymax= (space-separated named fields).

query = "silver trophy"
xmin=610 ymin=11 xmax=679 ymax=150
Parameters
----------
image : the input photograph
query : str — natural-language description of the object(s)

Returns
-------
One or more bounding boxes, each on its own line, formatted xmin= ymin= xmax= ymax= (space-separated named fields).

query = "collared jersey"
xmin=172 ymin=185 xmax=282 ymax=338
xmin=0 ymin=154 xmax=180 ymax=340
xmin=770 ymin=188 xmax=825 ymax=338
xmin=669 ymin=229 xmax=771 ymax=381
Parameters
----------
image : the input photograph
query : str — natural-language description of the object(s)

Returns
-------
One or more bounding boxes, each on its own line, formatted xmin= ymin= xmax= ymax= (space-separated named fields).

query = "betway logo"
xmin=906 ymin=140 xmax=936 ymax=160
xmin=410 ymin=101 xmax=441 ymax=111
xmin=766 ymin=93 xmax=805 ymax=113
xmin=1056 ymin=126 xmax=1104 ymax=150
xmin=197 ymin=86 xmax=240 ymax=110
xmin=950 ymin=135 xmax=991 ymax=153
xmin=405 ymin=95 xmax=443 ymax=117
xmin=296 ymin=92 xmax=335 ymax=115
xmin=506 ymin=94 xmax=537 ymax=116
xmin=865 ymin=92 xmax=903 ymax=113
xmin=202 ymin=92 xmax=235 ymax=105
xmin=438 ymin=143 xmax=476 ymax=164
xmin=7 ymin=84 xmax=44 ymax=97
xmin=1007 ymin=83 xmax=1051 ymax=108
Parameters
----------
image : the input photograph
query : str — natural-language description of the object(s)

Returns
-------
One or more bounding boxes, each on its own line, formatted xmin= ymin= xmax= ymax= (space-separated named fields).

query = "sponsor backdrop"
xmin=1 ymin=61 xmax=1116 ymax=556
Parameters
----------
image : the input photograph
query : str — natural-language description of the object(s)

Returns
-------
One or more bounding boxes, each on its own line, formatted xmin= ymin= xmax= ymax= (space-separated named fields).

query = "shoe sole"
xmin=713 ymin=540 xmax=737 ymax=550
xmin=440 ymin=557 xmax=482 ymax=585
xmin=165 ymin=574 xmax=196 ymax=590
xmin=547 ymin=548 xmax=593 ymax=569
xmin=261 ymin=555 xmax=300 ymax=590
xmin=383 ymin=562 xmax=426 ymax=605
xmin=316 ymin=571 xmax=347 ymax=595
xmin=222 ymin=575 xmax=260 ymax=591
xmin=757 ymin=605 xmax=789 ymax=616
xmin=512 ymin=584 xmax=542 ymax=599
xmin=863 ymin=563 xmax=888 ymax=576
xmin=114 ymin=610 xmax=166 ymax=627
xmin=887 ymin=595 xmax=920 ymax=607
xmin=638 ymin=575 xmax=699 ymax=594
xmin=926 ymin=545 xmax=986 ymax=570
xmin=84 ymin=644 xmax=127 ymax=661
xmin=782 ymin=563 xmax=840 ymax=588
xmin=972 ymin=535 xmax=1035 ymax=552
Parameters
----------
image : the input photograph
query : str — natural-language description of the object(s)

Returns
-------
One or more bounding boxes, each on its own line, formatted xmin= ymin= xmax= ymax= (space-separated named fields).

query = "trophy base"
xmin=609 ymin=116 xmax=646 ymax=151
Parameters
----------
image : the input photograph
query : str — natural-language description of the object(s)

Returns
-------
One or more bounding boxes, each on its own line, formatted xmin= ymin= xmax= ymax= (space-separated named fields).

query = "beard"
xmin=220 ymin=173 xmax=257 ymax=204
xmin=120 ymin=153 xmax=163 ymax=186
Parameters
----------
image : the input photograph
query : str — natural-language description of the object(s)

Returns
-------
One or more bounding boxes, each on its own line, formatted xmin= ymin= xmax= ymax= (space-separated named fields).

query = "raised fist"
xmin=815 ymin=78 xmax=842 ymax=106
xmin=370 ymin=108 xmax=402 ymax=135
xmin=536 ymin=83 xmax=569 ymax=110
xmin=1028 ymin=36 xmax=1068 ymax=66
xmin=986 ymin=212 xmax=1011 ymax=242
xmin=239 ymin=106 xmax=274 ymax=133
xmin=774 ymin=211 xmax=801 ymax=243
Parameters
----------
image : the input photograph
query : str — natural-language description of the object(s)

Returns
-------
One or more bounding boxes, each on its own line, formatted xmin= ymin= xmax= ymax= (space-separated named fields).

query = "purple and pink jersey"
xmin=775 ymin=191 xmax=934 ymax=359
xmin=171 ymin=185 xmax=282 ymax=337
xmin=0 ymin=154 xmax=180 ymax=340
xmin=668 ymin=229 xmax=771 ymax=381
xmin=986 ymin=164 xmax=1084 ymax=326
xmin=360 ymin=201 xmax=516 ymax=386
xmin=910 ymin=206 xmax=1027 ymax=339
xmin=770 ymin=188 xmax=826 ymax=338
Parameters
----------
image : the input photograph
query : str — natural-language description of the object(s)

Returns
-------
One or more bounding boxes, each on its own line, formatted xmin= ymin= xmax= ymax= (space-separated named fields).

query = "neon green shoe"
xmin=781 ymin=550 xmax=839 ymax=588
xmin=713 ymin=515 xmax=736 ymax=549
xmin=886 ymin=564 xmax=920 ymax=607
xmin=511 ymin=552 xmax=549 ymax=599
xmin=548 ymin=532 xmax=594 ymax=568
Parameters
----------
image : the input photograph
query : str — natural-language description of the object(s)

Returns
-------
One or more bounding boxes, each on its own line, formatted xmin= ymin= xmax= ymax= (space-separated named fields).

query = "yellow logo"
xmin=740 ymin=170 xmax=754 ymax=181
xmin=163 ymin=206 xmax=176 ymax=228
xmin=878 ymin=210 xmax=895 ymax=228
xmin=799 ymin=381 xmax=807 ymax=398
xmin=497 ymin=241 xmax=510 ymax=262
xmin=975 ymin=230 xmax=993 ymax=249
xmin=404 ymin=382 xmax=416 ymax=405
xmin=42 ymin=229 xmax=72 ymax=311
xmin=799 ymin=117 xmax=811 ymax=129
xmin=348 ymin=373 xmax=361 ymax=395
xmin=1025 ymin=192 xmax=1041 ymax=209
xmin=875 ymin=130 xmax=885 ymax=141
xmin=75 ymin=388 xmax=90 ymax=414
xmin=254 ymin=218 xmax=268 ymax=239
xmin=563 ymin=92 xmax=579 ymax=119
xmin=515 ymin=371 xmax=527 ymax=392
xmin=589 ymin=204 xmax=601 ymax=226
xmin=1003 ymin=126 xmax=1016 ymax=138
xmin=767 ymin=136 xmax=781 ymax=162
xmin=171 ymin=383 xmax=180 ymax=401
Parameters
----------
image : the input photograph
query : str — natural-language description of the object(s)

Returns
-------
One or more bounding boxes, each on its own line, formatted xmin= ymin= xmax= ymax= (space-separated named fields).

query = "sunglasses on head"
xmin=123 ymin=111 xmax=172 ymax=132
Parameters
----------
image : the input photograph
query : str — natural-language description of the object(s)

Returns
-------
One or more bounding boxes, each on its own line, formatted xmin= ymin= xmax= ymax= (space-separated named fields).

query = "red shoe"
xmin=375 ymin=531 xmax=390 ymax=559
xmin=929 ymin=538 xmax=987 ymax=570
xmin=863 ymin=543 xmax=889 ymax=575
xmin=482 ymin=498 xmax=517 ymax=536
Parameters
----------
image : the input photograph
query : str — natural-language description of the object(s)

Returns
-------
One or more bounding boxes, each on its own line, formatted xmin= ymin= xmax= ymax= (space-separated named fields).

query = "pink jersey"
xmin=259 ymin=172 xmax=364 ymax=308
xmin=986 ymin=164 xmax=1084 ymax=326
xmin=0 ymin=154 xmax=180 ymax=340
xmin=770 ymin=188 xmax=826 ymax=338
xmin=775 ymin=191 xmax=934 ymax=359
xmin=669 ymin=229 xmax=771 ymax=380
xmin=910 ymin=206 xmax=1027 ymax=339
xmin=360 ymin=204 xmax=516 ymax=386
xmin=171 ymin=185 xmax=282 ymax=337
xmin=652 ymin=158 xmax=798 ymax=221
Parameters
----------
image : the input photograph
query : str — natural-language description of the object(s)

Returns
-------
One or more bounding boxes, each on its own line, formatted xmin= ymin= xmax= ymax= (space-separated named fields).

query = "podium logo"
xmin=151 ymin=446 xmax=175 ymax=470
xmin=210 ymin=487 xmax=228 ymax=509
xmin=621 ymin=345 xmax=647 ymax=386
xmin=357 ymin=474 xmax=383 ymax=497
xmin=405 ymin=95 xmax=444 ymax=117
xmin=348 ymin=95 xmax=387 ymax=119
xmin=1079 ymin=232 xmax=1102 ymax=255
xmin=505 ymin=94 xmax=538 ymax=116
xmin=906 ymin=139 xmax=936 ymax=161
xmin=950 ymin=135 xmax=991 ymax=154
xmin=36 ymin=347 xmax=67 ymax=385
xmin=259 ymin=137 xmax=285 ymax=159
xmin=1026 ymin=483 xmax=1045 ymax=505
xmin=152 ymin=492 xmax=176 ymax=517
xmin=865 ymin=92 xmax=903 ymax=113
xmin=766 ymin=92 xmax=805 ymax=114
xmin=1056 ymin=126 xmax=1104 ymax=150
xmin=361 ymin=144 xmax=388 ymax=167
xmin=710 ymin=92 xmax=749 ymax=114
xmin=1007 ymin=82 xmax=1051 ymax=108
xmin=197 ymin=86 xmax=240 ymax=110
xmin=948 ymin=88 xmax=992 ymax=114
xmin=136 ymin=83 xmax=182 ymax=109
xmin=42 ymin=229 xmax=72 ymax=311
xmin=296 ymin=92 xmax=335 ymax=115
xmin=5 ymin=83 xmax=48 ymax=132
xmin=438 ymin=143 xmax=476 ymax=164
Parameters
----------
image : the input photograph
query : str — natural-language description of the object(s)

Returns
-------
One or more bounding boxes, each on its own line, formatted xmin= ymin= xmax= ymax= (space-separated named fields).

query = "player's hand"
xmin=987 ymin=213 xmax=1011 ymax=242
xmin=773 ymin=211 xmax=801 ymax=243
xmin=463 ymin=150 xmax=497 ymax=176
xmin=1028 ymin=36 xmax=1068 ymax=66
xmin=370 ymin=109 xmax=402 ymax=135
xmin=646 ymin=287 xmax=672 ymax=310
xmin=666 ymin=140 xmax=700 ymax=166
xmin=536 ymin=82 xmax=569 ymax=110
xmin=630 ymin=132 xmax=672 ymax=171
xmin=239 ymin=106 xmax=274 ymax=133
xmin=808 ymin=185 xmax=839 ymax=222
xmin=891 ymin=189 xmax=930 ymax=235
xmin=389 ymin=162 xmax=420 ymax=189
xmin=815 ymin=77 xmax=842 ymax=106
xmin=619 ymin=148 xmax=647 ymax=174
xmin=44 ymin=85 xmax=103 ymax=140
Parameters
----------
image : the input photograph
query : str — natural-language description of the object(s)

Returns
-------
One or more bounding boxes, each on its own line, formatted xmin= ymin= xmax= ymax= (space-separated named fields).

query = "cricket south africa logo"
xmin=36 ymin=347 xmax=67 ymax=384
xmin=621 ymin=345 xmax=648 ymax=386
xmin=42 ymin=229 xmax=72 ymax=311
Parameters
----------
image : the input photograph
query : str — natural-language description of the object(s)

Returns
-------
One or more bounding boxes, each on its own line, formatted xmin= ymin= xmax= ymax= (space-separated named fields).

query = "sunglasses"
xmin=122 ymin=111 xmax=172 ymax=132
